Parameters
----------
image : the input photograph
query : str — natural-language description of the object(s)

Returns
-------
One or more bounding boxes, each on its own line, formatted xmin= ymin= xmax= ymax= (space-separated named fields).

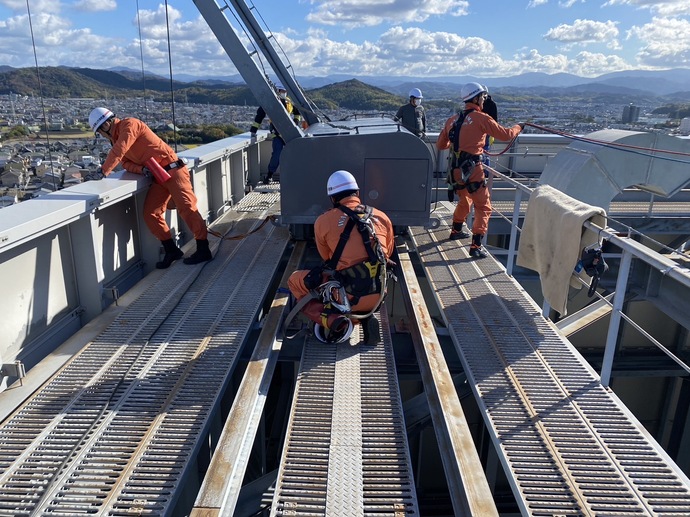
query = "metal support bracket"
xmin=1 ymin=360 xmax=26 ymax=386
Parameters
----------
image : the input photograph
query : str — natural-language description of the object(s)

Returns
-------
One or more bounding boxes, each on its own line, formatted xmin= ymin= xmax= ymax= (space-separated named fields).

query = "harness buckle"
xmin=319 ymin=280 xmax=351 ymax=314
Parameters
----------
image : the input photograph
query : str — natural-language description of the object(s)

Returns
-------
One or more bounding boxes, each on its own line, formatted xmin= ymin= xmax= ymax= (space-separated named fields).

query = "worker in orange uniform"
xmin=85 ymin=107 xmax=212 ymax=269
xmin=437 ymin=83 xmax=524 ymax=258
xmin=287 ymin=170 xmax=395 ymax=344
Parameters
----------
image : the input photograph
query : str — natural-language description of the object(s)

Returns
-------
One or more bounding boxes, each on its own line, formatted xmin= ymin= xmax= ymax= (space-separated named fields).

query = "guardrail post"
xmin=600 ymin=248 xmax=633 ymax=387
xmin=506 ymin=187 xmax=523 ymax=276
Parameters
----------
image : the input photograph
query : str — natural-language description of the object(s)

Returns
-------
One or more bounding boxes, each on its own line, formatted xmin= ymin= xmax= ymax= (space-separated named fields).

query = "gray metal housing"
xmin=280 ymin=119 xmax=434 ymax=226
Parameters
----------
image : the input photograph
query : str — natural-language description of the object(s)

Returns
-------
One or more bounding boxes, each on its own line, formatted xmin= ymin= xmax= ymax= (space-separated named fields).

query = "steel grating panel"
xmin=409 ymin=218 xmax=690 ymax=517
xmin=235 ymin=186 xmax=280 ymax=212
xmin=271 ymin=308 xmax=419 ymax=516
xmin=0 ymin=208 xmax=289 ymax=516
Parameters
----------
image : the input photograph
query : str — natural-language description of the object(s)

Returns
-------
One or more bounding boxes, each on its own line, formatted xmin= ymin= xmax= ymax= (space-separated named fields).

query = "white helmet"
xmin=460 ymin=82 xmax=488 ymax=102
xmin=408 ymin=87 xmax=423 ymax=99
xmin=314 ymin=319 xmax=354 ymax=344
xmin=327 ymin=170 xmax=359 ymax=196
xmin=89 ymin=107 xmax=114 ymax=133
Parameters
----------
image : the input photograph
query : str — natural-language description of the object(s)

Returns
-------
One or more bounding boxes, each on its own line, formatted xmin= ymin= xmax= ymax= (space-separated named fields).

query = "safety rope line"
xmin=25 ymin=0 xmax=58 ymax=191
xmin=486 ymin=164 xmax=690 ymax=260
xmin=485 ymin=134 xmax=519 ymax=157
xmin=207 ymin=214 xmax=277 ymax=241
xmin=163 ymin=0 xmax=178 ymax=152
xmin=224 ymin=0 xmax=328 ymax=122
xmin=525 ymin=122 xmax=690 ymax=165
xmin=135 ymin=0 xmax=149 ymax=125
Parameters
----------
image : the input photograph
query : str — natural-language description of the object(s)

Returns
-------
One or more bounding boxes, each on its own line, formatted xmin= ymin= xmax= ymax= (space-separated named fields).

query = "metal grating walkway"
xmin=0 ymin=195 xmax=288 ymax=516
xmin=271 ymin=308 xmax=419 ymax=516
xmin=409 ymin=216 xmax=690 ymax=516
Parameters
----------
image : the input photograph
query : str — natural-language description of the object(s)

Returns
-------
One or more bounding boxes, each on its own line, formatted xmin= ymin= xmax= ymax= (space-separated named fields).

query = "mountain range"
xmin=1 ymin=66 xmax=690 ymax=107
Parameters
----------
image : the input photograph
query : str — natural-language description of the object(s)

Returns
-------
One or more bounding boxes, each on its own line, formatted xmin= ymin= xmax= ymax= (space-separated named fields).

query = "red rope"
xmin=525 ymin=122 xmax=690 ymax=158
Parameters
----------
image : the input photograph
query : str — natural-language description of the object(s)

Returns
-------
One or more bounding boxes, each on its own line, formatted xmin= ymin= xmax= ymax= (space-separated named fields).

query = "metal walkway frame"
xmin=0 ymin=194 xmax=288 ymax=516
xmin=410 ymin=215 xmax=690 ymax=516
xmin=270 ymin=307 xmax=418 ymax=516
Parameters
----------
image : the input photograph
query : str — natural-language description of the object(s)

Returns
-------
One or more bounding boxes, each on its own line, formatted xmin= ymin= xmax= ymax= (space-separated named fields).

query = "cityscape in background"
xmin=0 ymin=83 xmax=688 ymax=207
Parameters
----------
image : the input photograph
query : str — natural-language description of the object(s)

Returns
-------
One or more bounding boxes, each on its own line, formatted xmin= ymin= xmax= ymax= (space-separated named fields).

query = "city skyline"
xmin=1 ymin=1 xmax=689 ymax=81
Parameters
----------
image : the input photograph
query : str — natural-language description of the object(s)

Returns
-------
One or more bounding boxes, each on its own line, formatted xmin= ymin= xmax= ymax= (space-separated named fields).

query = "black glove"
xmin=142 ymin=167 xmax=152 ymax=178
xmin=304 ymin=266 xmax=324 ymax=290
xmin=249 ymin=127 xmax=258 ymax=135
xmin=447 ymin=185 xmax=455 ymax=203
xmin=518 ymin=122 xmax=525 ymax=131
xmin=84 ymin=168 xmax=105 ymax=181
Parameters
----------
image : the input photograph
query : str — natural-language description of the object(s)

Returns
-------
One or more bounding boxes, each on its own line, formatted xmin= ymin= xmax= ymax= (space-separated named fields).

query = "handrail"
xmin=487 ymin=166 xmax=690 ymax=387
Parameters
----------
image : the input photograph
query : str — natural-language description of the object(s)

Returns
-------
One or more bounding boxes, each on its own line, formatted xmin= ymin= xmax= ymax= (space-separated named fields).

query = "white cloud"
xmin=0 ymin=0 xmax=61 ymax=14
xmin=306 ymin=0 xmax=469 ymax=28
xmin=127 ymin=5 xmax=236 ymax=76
xmin=72 ymin=0 xmax=116 ymax=13
xmin=258 ymin=27 xmax=632 ymax=79
xmin=0 ymin=1 xmax=667 ymax=80
xmin=566 ymin=50 xmax=631 ymax=75
xmin=603 ymin=0 xmax=690 ymax=17
xmin=528 ymin=0 xmax=550 ymax=7
xmin=544 ymin=19 xmax=620 ymax=49
xmin=0 ymin=11 xmax=123 ymax=68
xmin=628 ymin=17 xmax=690 ymax=67
xmin=559 ymin=0 xmax=584 ymax=7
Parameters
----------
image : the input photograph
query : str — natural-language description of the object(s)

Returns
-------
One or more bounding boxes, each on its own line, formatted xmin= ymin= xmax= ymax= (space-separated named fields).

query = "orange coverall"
xmin=101 ymin=117 xmax=207 ymax=242
xmin=288 ymin=196 xmax=395 ymax=323
xmin=437 ymin=103 xmax=522 ymax=235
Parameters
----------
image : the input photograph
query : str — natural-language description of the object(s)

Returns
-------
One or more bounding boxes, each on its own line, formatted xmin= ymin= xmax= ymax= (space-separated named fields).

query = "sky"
xmin=1 ymin=0 xmax=690 ymax=81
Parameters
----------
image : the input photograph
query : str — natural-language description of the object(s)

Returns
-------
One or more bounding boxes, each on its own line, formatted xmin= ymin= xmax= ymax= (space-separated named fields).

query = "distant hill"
xmin=1 ymin=66 xmax=690 ymax=110
xmin=307 ymin=79 xmax=405 ymax=111
xmin=0 ymin=66 xmax=409 ymax=110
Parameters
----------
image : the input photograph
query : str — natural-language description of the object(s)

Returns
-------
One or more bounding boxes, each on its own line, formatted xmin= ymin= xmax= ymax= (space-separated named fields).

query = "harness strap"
xmin=283 ymin=290 xmax=319 ymax=340
xmin=450 ymin=109 xmax=470 ymax=153
xmin=337 ymin=204 xmax=380 ymax=264
xmin=326 ymin=214 xmax=357 ymax=270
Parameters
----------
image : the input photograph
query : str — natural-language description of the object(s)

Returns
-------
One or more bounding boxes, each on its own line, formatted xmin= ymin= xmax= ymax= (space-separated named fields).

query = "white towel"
xmin=517 ymin=185 xmax=607 ymax=316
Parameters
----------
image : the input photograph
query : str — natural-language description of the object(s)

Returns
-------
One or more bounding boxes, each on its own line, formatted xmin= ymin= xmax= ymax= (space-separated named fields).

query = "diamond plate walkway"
xmin=409 ymin=214 xmax=690 ymax=516
xmin=270 ymin=307 xmax=419 ymax=516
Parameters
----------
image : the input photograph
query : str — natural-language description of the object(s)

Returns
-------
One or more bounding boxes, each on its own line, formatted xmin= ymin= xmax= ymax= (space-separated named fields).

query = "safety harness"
xmin=325 ymin=204 xmax=388 ymax=305
xmin=446 ymin=109 xmax=484 ymax=194
xmin=283 ymin=204 xmax=393 ymax=341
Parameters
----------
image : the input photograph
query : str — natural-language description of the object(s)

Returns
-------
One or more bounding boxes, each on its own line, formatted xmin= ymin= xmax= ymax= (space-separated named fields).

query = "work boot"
xmin=362 ymin=317 xmax=380 ymax=345
xmin=156 ymin=238 xmax=183 ymax=269
xmin=263 ymin=173 xmax=273 ymax=184
xmin=183 ymin=239 xmax=213 ymax=265
xmin=469 ymin=234 xmax=488 ymax=259
xmin=449 ymin=221 xmax=471 ymax=240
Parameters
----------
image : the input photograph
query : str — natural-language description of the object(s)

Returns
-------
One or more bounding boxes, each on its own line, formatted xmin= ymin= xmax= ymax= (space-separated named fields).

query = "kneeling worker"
xmin=85 ymin=107 xmax=212 ymax=268
xmin=287 ymin=170 xmax=395 ymax=343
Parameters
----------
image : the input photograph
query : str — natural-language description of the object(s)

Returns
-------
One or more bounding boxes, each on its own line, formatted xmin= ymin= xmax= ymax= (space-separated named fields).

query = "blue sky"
xmin=1 ymin=0 xmax=689 ymax=80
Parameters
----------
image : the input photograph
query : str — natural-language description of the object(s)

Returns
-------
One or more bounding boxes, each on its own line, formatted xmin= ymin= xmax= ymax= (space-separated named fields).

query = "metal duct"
xmin=540 ymin=129 xmax=690 ymax=211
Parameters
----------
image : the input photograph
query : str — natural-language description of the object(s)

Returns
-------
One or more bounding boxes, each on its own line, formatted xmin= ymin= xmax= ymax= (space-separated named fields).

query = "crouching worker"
xmin=85 ymin=107 xmax=212 ymax=269
xmin=286 ymin=170 xmax=395 ymax=344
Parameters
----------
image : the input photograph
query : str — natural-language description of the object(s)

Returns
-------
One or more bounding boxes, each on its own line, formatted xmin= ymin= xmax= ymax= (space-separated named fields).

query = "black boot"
xmin=183 ymin=239 xmax=213 ymax=265
xmin=362 ymin=317 xmax=380 ymax=345
xmin=449 ymin=221 xmax=471 ymax=240
xmin=156 ymin=238 xmax=183 ymax=269
xmin=469 ymin=234 xmax=488 ymax=259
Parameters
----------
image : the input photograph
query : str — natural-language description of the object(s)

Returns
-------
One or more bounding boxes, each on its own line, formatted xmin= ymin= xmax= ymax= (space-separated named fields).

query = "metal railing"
xmin=0 ymin=132 xmax=270 ymax=389
xmin=488 ymin=166 xmax=690 ymax=387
